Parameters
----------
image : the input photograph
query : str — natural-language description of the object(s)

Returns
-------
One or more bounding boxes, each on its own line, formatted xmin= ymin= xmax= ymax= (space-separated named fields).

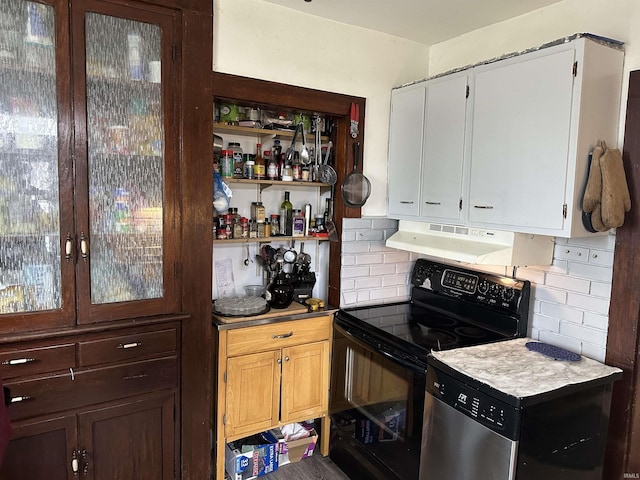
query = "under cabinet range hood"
xmin=386 ymin=221 xmax=554 ymax=266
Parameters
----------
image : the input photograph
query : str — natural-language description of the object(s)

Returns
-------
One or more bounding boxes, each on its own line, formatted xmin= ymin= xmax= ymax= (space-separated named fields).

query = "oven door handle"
xmin=335 ymin=323 xmax=427 ymax=375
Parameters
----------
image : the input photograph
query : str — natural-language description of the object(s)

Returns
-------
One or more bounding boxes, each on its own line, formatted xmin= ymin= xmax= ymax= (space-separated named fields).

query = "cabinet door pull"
xmin=284 ymin=356 xmax=290 ymax=362
xmin=65 ymin=233 xmax=73 ymax=261
xmin=473 ymin=205 xmax=494 ymax=209
xmin=276 ymin=358 xmax=282 ymax=365
xmin=2 ymin=357 xmax=36 ymax=366
xmin=424 ymin=201 xmax=442 ymax=205
xmin=400 ymin=201 xmax=415 ymax=204
xmin=9 ymin=395 xmax=32 ymax=404
xmin=72 ymin=450 xmax=79 ymax=476
xmin=272 ymin=332 xmax=293 ymax=339
xmin=122 ymin=373 xmax=148 ymax=380
xmin=80 ymin=232 xmax=88 ymax=260
xmin=117 ymin=342 xmax=142 ymax=349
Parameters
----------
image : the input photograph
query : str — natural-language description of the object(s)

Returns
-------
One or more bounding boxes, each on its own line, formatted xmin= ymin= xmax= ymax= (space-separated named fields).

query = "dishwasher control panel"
xmin=427 ymin=364 xmax=520 ymax=441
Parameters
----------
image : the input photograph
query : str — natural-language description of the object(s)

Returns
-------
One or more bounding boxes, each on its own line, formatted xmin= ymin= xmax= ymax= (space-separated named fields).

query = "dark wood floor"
xmin=219 ymin=454 xmax=351 ymax=480
xmin=266 ymin=454 xmax=351 ymax=480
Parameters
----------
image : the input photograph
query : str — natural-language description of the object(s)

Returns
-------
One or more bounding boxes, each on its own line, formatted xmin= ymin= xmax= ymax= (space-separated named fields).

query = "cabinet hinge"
xmin=465 ymin=85 xmax=469 ymax=98
xmin=563 ymin=203 xmax=568 ymax=218
xmin=459 ymin=198 xmax=463 ymax=211
xmin=223 ymin=414 xmax=226 ymax=425
xmin=572 ymin=61 xmax=578 ymax=77
xmin=172 ymin=43 xmax=179 ymax=63
xmin=223 ymin=371 xmax=227 ymax=383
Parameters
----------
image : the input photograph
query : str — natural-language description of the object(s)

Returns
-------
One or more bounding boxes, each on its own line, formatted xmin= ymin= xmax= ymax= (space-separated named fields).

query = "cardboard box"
xmin=224 ymin=432 xmax=278 ymax=480
xmin=355 ymin=402 xmax=406 ymax=444
xmin=267 ymin=422 xmax=318 ymax=465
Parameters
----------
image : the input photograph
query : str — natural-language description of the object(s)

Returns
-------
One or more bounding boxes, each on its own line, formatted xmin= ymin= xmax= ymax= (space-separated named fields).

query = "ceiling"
xmin=259 ymin=0 xmax=563 ymax=45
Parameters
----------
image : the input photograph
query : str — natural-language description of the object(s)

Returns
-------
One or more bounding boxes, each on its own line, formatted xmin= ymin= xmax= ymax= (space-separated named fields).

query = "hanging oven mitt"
xmin=599 ymin=144 xmax=631 ymax=228
xmin=582 ymin=140 xmax=604 ymax=214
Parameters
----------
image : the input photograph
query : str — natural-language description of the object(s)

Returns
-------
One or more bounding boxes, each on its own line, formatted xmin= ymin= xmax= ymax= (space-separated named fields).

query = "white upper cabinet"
xmin=420 ymin=74 xmax=469 ymax=221
xmin=387 ymin=84 xmax=426 ymax=217
xmin=388 ymin=73 xmax=469 ymax=222
xmin=387 ymin=35 xmax=624 ymax=237
xmin=466 ymin=37 xmax=623 ymax=236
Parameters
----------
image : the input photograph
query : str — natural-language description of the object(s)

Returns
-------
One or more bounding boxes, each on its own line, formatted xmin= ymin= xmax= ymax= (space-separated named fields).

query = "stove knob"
xmin=501 ymin=287 xmax=515 ymax=302
xmin=477 ymin=280 xmax=489 ymax=295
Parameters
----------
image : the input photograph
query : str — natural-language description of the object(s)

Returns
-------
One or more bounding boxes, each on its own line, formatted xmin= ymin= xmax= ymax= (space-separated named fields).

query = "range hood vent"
xmin=386 ymin=221 xmax=554 ymax=266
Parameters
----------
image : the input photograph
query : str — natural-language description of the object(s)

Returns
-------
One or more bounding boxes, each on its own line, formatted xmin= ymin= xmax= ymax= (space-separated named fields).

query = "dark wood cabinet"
xmin=0 ymin=321 xmax=180 ymax=480
xmin=0 ymin=0 xmax=213 ymax=477
xmin=0 ymin=392 xmax=175 ymax=480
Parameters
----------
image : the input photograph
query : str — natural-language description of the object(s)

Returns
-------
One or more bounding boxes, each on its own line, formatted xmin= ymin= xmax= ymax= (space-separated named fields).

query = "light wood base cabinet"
xmin=214 ymin=314 xmax=333 ymax=480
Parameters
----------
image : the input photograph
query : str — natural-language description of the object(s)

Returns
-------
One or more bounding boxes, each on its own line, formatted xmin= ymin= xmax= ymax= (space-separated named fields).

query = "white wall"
xmin=213 ymin=0 xmax=430 ymax=216
xmin=214 ymin=0 xmax=639 ymax=361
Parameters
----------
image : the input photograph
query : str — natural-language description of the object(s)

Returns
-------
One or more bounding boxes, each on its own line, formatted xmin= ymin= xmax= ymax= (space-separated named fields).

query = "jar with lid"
xmin=251 ymin=201 xmax=266 ymax=223
xmin=241 ymin=217 xmax=249 ymax=238
xmin=243 ymin=154 xmax=255 ymax=179
xmin=249 ymin=220 xmax=258 ymax=238
xmin=270 ymin=214 xmax=280 ymax=234
xmin=229 ymin=142 xmax=243 ymax=178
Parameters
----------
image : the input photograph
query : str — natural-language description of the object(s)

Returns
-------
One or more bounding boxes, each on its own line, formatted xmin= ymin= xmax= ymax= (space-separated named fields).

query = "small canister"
xmin=264 ymin=219 xmax=271 ymax=237
xmin=270 ymin=214 xmax=280 ymax=234
xmin=243 ymin=155 xmax=255 ymax=179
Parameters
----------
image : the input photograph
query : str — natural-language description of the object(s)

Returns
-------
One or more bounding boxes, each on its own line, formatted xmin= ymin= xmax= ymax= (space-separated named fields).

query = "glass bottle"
xmin=265 ymin=150 xmax=277 ymax=180
xmin=253 ymin=144 xmax=265 ymax=179
xmin=229 ymin=142 xmax=243 ymax=178
xmin=279 ymin=191 xmax=293 ymax=236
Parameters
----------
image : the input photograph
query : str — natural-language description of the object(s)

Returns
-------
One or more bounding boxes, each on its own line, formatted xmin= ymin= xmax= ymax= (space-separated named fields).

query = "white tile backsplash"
xmin=340 ymin=218 xmax=616 ymax=362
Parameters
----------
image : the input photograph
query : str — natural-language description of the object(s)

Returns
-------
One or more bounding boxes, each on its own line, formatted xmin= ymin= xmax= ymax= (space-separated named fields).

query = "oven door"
xmin=330 ymin=322 xmax=426 ymax=480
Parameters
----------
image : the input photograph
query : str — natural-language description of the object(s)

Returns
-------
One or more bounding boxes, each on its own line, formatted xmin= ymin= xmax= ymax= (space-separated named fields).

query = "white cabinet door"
xmin=387 ymin=85 xmax=426 ymax=218
xmin=420 ymin=74 xmax=468 ymax=221
xmin=468 ymin=48 xmax=576 ymax=230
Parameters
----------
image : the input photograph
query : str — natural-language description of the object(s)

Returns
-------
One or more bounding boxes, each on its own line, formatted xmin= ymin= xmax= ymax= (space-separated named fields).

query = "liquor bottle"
xmin=253 ymin=143 xmax=265 ymax=179
xmin=279 ymin=191 xmax=293 ymax=236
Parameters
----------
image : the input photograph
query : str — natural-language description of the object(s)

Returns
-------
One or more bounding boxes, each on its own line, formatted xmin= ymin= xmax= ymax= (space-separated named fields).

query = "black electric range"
xmin=329 ymin=259 xmax=531 ymax=480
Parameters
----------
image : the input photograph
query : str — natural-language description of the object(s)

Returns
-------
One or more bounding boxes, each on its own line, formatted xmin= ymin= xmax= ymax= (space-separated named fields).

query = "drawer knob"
xmin=2 ymin=357 xmax=36 ymax=366
xmin=272 ymin=332 xmax=293 ymax=339
xmin=117 ymin=342 xmax=142 ymax=349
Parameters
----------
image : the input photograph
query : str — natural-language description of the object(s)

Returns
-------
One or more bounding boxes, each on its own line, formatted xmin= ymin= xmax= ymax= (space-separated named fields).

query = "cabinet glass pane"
xmin=85 ymin=13 xmax=164 ymax=304
xmin=0 ymin=1 xmax=61 ymax=314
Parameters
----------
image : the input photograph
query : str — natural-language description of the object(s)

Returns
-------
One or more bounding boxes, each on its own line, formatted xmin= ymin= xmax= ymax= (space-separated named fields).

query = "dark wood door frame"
xmin=604 ymin=68 xmax=640 ymax=479
xmin=211 ymin=72 xmax=366 ymax=308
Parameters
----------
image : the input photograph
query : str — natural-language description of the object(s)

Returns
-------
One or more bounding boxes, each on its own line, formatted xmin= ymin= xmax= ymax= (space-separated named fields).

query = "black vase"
xmin=266 ymin=272 xmax=294 ymax=309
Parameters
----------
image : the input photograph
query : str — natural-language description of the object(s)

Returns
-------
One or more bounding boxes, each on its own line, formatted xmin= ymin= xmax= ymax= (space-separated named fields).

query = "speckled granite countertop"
xmin=430 ymin=337 xmax=622 ymax=399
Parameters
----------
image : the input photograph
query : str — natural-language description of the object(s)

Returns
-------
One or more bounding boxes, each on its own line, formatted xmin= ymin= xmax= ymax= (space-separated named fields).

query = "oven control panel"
xmin=411 ymin=258 xmax=529 ymax=314
xmin=427 ymin=365 xmax=520 ymax=441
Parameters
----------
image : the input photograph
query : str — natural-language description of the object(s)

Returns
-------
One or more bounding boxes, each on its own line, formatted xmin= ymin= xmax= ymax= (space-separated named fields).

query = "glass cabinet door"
xmin=73 ymin=1 xmax=177 ymax=322
xmin=0 ymin=0 xmax=75 ymax=329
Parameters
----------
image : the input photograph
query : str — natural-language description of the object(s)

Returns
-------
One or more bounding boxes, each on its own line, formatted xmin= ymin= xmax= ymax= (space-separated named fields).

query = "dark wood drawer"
xmin=5 ymin=356 xmax=178 ymax=421
xmin=0 ymin=344 xmax=76 ymax=380
xmin=78 ymin=327 xmax=178 ymax=367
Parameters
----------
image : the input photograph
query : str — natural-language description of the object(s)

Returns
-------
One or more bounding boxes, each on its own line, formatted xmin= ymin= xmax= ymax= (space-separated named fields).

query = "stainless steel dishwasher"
xmin=420 ymin=341 xmax=621 ymax=480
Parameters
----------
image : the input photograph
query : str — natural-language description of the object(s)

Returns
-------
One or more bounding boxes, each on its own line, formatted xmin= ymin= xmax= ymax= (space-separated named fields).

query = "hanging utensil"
xmin=243 ymin=244 xmax=253 ymax=266
xmin=285 ymin=124 xmax=300 ymax=163
xmin=318 ymin=141 xmax=337 ymax=185
xmin=342 ymin=141 xmax=371 ymax=208
xmin=325 ymin=185 xmax=339 ymax=242
xmin=299 ymin=123 xmax=311 ymax=165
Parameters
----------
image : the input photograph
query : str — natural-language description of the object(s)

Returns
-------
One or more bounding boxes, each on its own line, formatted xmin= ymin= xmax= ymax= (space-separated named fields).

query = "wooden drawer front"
xmin=0 ymin=344 xmax=76 ymax=380
xmin=5 ymin=357 xmax=177 ymax=422
xmin=78 ymin=328 xmax=178 ymax=367
xmin=227 ymin=316 xmax=332 ymax=357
